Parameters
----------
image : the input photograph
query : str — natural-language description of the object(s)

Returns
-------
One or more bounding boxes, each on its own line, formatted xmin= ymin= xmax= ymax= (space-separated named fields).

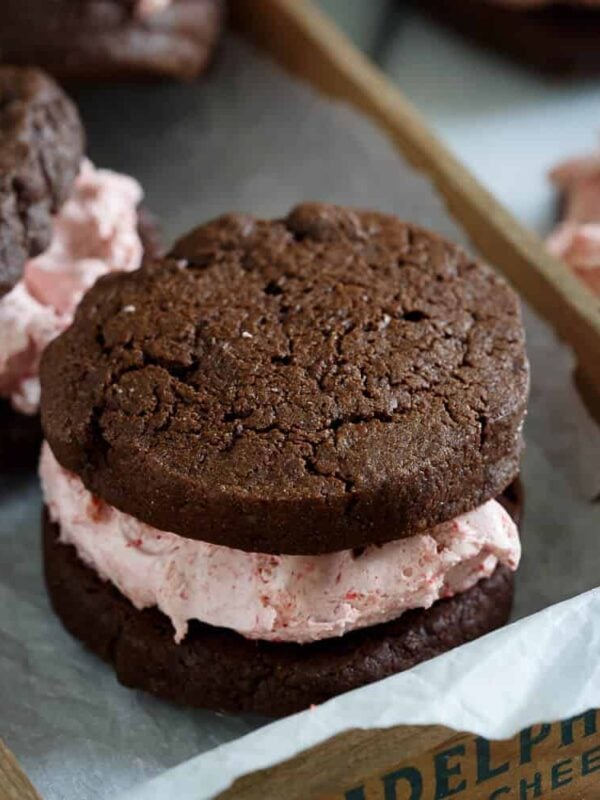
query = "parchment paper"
xmin=122 ymin=587 xmax=600 ymax=800
xmin=0 ymin=35 xmax=598 ymax=800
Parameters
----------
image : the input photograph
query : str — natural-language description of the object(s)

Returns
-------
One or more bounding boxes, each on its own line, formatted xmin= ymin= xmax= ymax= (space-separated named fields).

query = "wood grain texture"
xmin=218 ymin=715 xmax=600 ymax=799
xmin=231 ymin=0 xmax=600 ymax=396
xmin=0 ymin=740 xmax=41 ymax=800
xmin=216 ymin=724 xmax=456 ymax=799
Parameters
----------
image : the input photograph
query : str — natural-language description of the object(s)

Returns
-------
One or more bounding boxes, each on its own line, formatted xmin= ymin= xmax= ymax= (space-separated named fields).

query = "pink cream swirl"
xmin=40 ymin=443 xmax=521 ymax=645
xmin=0 ymin=160 xmax=143 ymax=414
xmin=547 ymin=149 xmax=600 ymax=296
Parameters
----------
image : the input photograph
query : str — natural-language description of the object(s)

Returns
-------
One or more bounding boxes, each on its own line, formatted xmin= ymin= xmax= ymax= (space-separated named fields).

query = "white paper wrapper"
xmin=121 ymin=587 xmax=600 ymax=800
xmin=0 ymin=34 xmax=598 ymax=800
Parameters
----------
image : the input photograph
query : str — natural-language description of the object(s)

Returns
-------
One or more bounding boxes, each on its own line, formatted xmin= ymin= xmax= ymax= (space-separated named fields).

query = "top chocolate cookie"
xmin=41 ymin=204 xmax=529 ymax=555
xmin=0 ymin=67 xmax=84 ymax=296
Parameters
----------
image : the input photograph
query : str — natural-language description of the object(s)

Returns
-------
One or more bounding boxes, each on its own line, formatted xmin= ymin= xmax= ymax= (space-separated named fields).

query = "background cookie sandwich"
xmin=40 ymin=203 xmax=528 ymax=716
xmin=0 ymin=66 xmax=159 ymax=468
xmin=0 ymin=0 xmax=225 ymax=82
xmin=419 ymin=0 xmax=600 ymax=76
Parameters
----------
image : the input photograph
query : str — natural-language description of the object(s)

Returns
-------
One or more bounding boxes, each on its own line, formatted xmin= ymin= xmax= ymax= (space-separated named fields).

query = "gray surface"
xmin=0 ymin=34 xmax=598 ymax=800
xmin=319 ymin=0 xmax=600 ymax=234
xmin=71 ymin=39 xmax=464 ymax=244
xmin=316 ymin=0 xmax=394 ymax=55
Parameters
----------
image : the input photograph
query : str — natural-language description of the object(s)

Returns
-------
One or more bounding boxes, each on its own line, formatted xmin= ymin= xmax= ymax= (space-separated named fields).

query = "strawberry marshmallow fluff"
xmin=40 ymin=444 xmax=521 ymax=645
xmin=547 ymin=148 xmax=600 ymax=295
xmin=0 ymin=161 xmax=144 ymax=415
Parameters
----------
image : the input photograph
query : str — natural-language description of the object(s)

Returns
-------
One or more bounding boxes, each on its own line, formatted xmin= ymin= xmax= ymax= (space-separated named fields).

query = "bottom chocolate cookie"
xmin=0 ymin=400 xmax=43 ymax=471
xmin=43 ymin=502 xmax=516 ymax=717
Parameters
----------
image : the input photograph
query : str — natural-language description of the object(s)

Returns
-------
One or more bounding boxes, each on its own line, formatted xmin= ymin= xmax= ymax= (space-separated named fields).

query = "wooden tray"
xmin=3 ymin=2 xmax=598 ymax=798
xmin=232 ymin=0 xmax=600 ymax=408
xmin=217 ymin=712 xmax=600 ymax=799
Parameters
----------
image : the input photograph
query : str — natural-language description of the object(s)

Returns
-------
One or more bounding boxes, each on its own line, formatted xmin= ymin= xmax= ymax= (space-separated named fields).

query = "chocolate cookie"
xmin=0 ymin=67 xmax=84 ymax=297
xmin=43 ymin=507 xmax=515 ymax=717
xmin=0 ymin=400 xmax=43 ymax=472
xmin=418 ymin=0 xmax=600 ymax=76
xmin=0 ymin=0 xmax=224 ymax=83
xmin=41 ymin=204 xmax=529 ymax=555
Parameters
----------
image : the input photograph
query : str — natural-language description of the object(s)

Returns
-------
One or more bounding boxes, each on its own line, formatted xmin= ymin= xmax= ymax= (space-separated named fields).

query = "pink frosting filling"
xmin=0 ymin=160 xmax=143 ymax=414
xmin=40 ymin=443 xmax=521 ymax=645
xmin=547 ymin=149 xmax=600 ymax=296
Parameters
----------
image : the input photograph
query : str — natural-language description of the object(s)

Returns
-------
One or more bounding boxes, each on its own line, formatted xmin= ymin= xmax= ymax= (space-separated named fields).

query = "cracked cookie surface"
xmin=40 ymin=204 xmax=529 ymax=554
xmin=0 ymin=67 xmax=84 ymax=297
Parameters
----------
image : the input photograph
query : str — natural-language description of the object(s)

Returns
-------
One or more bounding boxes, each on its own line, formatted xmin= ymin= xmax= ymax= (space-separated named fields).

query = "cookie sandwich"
xmin=419 ymin=0 xmax=600 ymax=76
xmin=40 ymin=204 xmax=528 ymax=716
xmin=0 ymin=0 xmax=224 ymax=82
xmin=0 ymin=67 xmax=159 ymax=467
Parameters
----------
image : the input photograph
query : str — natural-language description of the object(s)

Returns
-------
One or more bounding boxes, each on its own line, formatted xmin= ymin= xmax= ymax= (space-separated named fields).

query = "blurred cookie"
xmin=0 ymin=0 xmax=225 ymax=82
xmin=418 ymin=0 xmax=600 ymax=76
xmin=0 ymin=67 xmax=83 ymax=297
